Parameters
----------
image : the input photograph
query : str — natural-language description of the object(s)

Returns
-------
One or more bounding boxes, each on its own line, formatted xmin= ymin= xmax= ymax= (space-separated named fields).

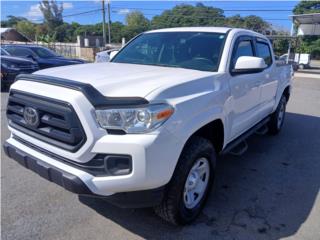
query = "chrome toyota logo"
xmin=23 ymin=107 xmax=40 ymax=127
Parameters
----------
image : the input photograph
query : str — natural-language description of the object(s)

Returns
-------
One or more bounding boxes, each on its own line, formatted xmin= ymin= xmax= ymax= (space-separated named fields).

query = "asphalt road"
xmin=1 ymin=73 xmax=320 ymax=240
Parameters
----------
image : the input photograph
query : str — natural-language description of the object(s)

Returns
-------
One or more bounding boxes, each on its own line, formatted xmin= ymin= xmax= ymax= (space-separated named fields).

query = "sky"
xmin=1 ymin=0 xmax=299 ymax=31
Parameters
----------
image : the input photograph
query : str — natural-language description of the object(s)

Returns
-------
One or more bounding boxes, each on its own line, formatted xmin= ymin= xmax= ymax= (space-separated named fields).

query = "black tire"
xmin=298 ymin=64 xmax=305 ymax=70
xmin=154 ymin=136 xmax=216 ymax=225
xmin=268 ymin=95 xmax=287 ymax=135
xmin=1 ymin=83 xmax=7 ymax=92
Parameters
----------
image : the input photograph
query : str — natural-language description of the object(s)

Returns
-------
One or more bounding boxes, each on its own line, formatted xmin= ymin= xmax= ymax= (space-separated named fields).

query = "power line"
xmin=63 ymin=9 xmax=102 ymax=18
xmin=29 ymin=8 xmax=102 ymax=23
xmin=63 ymin=6 xmax=101 ymax=13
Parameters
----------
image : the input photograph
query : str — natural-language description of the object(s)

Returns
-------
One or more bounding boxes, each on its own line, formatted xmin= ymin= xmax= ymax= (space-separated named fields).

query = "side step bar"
xmin=229 ymin=140 xmax=248 ymax=156
xmin=221 ymin=117 xmax=270 ymax=156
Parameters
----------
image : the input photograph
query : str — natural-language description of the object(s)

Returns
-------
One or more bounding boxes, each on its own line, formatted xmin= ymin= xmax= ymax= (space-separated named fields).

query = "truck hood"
xmin=34 ymin=62 xmax=214 ymax=98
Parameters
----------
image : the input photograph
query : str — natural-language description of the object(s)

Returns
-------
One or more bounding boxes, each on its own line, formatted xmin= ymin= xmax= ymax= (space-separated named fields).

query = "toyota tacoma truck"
xmin=4 ymin=27 xmax=292 ymax=225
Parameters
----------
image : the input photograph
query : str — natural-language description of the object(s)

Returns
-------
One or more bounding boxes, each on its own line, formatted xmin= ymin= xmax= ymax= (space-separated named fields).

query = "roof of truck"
xmin=146 ymin=27 xmax=268 ymax=40
xmin=147 ymin=27 xmax=232 ymax=34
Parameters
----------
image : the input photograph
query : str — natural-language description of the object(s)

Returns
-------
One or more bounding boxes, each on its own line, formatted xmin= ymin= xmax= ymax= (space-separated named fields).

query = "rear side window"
xmin=256 ymin=42 xmax=272 ymax=66
xmin=30 ymin=47 xmax=58 ymax=58
xmin=4 ymin=47 xmax=34 ymax=57
xmin=232 ymin=40 xmax=254 ymax=68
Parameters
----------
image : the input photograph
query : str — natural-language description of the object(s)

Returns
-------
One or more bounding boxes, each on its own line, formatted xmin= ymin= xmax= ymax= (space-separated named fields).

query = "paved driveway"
xmin=1 ymin=73 xmax=320 ymax=240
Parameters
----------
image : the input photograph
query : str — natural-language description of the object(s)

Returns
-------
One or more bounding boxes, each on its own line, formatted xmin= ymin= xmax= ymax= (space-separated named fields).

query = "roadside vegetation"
xmin=293 ymin=1 xmax=320 ymax=59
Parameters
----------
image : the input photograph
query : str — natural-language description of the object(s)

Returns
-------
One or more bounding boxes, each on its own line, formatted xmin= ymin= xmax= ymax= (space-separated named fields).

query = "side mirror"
xmin=233 ymin=56 xmax=267 ymax=74
xmin=109 ymin=50 xmax=119 ymax=60
xmin=26 ymin=55 xmax=36 ymax=61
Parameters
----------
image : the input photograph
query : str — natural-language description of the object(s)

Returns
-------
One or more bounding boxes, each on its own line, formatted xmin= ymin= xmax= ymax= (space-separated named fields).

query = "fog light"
xmin=105 ymin=155 xmax=132 ymax=176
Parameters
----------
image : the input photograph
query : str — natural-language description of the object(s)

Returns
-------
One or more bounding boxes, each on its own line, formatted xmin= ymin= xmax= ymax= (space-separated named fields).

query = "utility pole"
xmin=287 ymin=21 xmax=294 ymax=64
xmin=107 ymin=0 xmax=111 ymax=44
xmin=102 ymin=0 xmax=106 ymax=46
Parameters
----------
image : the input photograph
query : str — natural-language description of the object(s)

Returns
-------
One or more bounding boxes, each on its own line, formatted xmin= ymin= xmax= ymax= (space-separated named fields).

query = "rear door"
xmin=228 ymin=36 xmax=263 ymax=140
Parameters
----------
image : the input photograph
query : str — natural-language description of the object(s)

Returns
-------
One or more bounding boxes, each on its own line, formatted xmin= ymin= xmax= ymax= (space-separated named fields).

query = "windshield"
xmin=0 ymin=48 xmax=10 ymax=56
xmin=30 ymin=47 xmax=59 ymax=58
xmin=112 ymin=32 xmax=226 ymax=72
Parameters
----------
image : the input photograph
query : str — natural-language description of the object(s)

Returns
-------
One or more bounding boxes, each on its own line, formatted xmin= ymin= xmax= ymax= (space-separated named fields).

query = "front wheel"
xmin=268 ymin=95 xmax=287 ymax=135
xmin=154 ymin=136 xmax=216 ymax=225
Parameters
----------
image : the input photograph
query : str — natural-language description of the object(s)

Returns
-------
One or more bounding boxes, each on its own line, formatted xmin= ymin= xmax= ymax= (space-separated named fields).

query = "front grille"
xmin=7 ymin=91 xmax=86 ymax=152
xmin=18 ymin=64 xmax=38 ymax=70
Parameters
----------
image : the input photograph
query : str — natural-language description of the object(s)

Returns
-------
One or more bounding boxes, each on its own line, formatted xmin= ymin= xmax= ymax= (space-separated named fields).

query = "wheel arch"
xmin=273 ymin=84 xmax=291 ymax=112
xmin=181 ymin=118 xmax=225 ymax=156
xmin=283 ymin=85 xmax=291 ymax=102
xmin=165 ymin=118 xmax=224 ymax=195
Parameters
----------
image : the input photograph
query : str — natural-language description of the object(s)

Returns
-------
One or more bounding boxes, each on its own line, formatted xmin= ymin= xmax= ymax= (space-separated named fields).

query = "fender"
xmin=274 ymin=83 xmax=292 ymax=112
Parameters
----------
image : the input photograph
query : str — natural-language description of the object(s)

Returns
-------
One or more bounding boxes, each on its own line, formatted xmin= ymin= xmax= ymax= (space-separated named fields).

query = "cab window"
xmin=231 ymin=40 xmax=254 ymax=68
xmin=256 ymin=42 xmax=272 ymax=66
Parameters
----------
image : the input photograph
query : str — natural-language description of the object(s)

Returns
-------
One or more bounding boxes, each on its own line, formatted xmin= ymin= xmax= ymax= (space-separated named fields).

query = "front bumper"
xmin=5 ymin=76 xmax=185 ymax=206
xmin=1 ymin=72 xmax=18 ymax=85
xmin=3 ymin=141 xmax=165 ymax=208
xmin=4 ymin=141 xmax=92 ymax=194
xmin=7 ymin=125 xmax=181 ymax=195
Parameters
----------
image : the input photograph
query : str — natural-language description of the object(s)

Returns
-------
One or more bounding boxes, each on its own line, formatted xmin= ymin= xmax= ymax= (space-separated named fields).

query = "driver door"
xmin=228 ymin=36 xmax=263 ymax=140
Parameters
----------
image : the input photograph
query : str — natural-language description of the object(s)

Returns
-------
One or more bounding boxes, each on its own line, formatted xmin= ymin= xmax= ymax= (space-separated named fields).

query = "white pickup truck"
xmin=4 ymin=27 xmax=292 ymax=225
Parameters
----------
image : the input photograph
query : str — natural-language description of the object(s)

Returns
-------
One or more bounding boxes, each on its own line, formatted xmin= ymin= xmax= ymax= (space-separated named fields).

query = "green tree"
xmin=242 ymin=15 xmax=270 ymax=33
xmin=272 ymin=38 xmax=290 ymax=56
xmin=110 ymin=21 xmax=125 ymax=43
xmin=55 ymin=23 xmax=72 ymax=42
xmin=151 ymin=4 xmax=225 ymax=29
xmin=126 ymin=11 xmax=149 ymax=28
xmin=293 ymin=1 xmax=320 ymax=58
xmin=310 ymin=38 xmax=320 ymax=59
xmin=226 ymin=14 xmax=245 ymax=28
xmin=151 ymin=3 xmax=270 ymax=33
xmin=1 ymin=15 xmax=28 ymax=27
xmin=16 ymin=20 xmax=36 ymax=40
xmin=39 ymin=0 xmax=64 ymax=40
xmin=35 ymin=24 xmax=48 ymax=39
xmin=293 ymin=1 xmax=320 ymax=14
xmin=123 ymin=11 xmax=150 ymax=40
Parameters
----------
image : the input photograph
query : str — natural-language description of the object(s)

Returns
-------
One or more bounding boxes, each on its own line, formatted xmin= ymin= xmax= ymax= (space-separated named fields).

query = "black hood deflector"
xmin=15 ymin=74 xmax=149 ymax=108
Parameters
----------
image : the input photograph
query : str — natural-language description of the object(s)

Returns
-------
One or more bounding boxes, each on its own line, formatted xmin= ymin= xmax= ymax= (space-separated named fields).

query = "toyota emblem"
xmin=23 ymin=107 xmax=40 ymax=127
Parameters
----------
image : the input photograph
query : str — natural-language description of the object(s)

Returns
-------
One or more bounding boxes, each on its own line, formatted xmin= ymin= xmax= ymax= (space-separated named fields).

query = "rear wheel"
xmin=154 ymin=136 xmax=216 ymax=225
xmin=1 ymin=83 xmax=8 ymax=92
xmin=268 ymin=95 xmax=287 ymax=135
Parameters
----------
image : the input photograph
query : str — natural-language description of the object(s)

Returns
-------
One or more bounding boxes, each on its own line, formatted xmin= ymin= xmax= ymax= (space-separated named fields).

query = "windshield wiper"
xmin=142 ymin=63 xmax=181 ymax=68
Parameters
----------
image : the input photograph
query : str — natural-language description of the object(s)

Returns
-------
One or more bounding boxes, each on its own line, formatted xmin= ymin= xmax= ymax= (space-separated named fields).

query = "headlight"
xmin=95 ymin=103 xmax=174 ymax=134
xmin=1 ymin=61 xmax=19 ymax=70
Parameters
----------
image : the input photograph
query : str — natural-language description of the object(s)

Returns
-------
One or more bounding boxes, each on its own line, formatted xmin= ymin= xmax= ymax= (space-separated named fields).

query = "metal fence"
xmin=34 ymin=42 xmax=80 ymax=59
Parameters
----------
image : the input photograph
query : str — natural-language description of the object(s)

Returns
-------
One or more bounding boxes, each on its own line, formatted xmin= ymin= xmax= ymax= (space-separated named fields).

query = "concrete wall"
xmin=77 ymin=36 xmax=105 ymax=47
xmin=79 ymin=47 xmax=103 ymax=61
xmin=298 ymin=24 xmax=320 ymax=36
